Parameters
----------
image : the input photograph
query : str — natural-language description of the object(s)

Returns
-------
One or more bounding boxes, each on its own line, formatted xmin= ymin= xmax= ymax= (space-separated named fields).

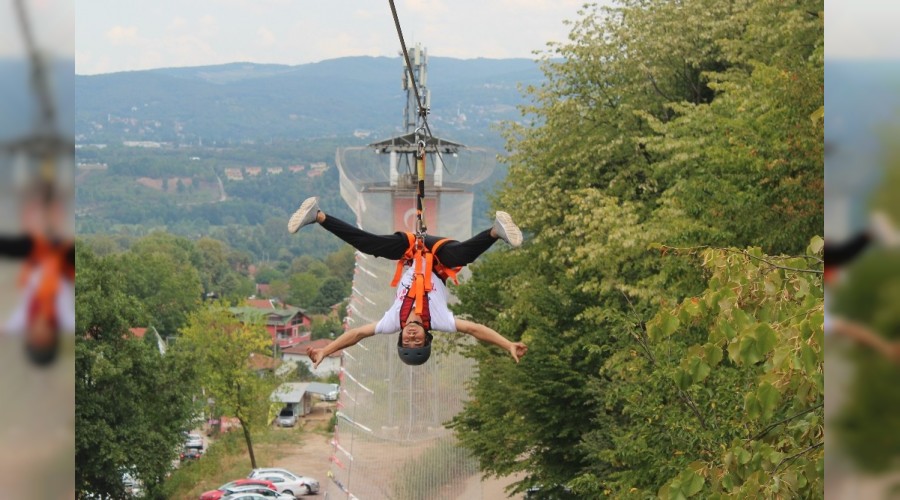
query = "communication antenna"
xmin=401 ymin=43 xmax=430 ymax=134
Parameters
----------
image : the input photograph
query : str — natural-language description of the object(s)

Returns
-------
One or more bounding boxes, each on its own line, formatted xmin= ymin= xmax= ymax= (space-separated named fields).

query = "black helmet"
xmin=397 ymin=332 xmax=433 ymax=366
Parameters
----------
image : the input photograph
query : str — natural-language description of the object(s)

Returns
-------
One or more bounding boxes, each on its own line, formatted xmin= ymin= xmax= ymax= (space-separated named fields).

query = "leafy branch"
xmin=747 ymin=403 xmax=823 ymax=442
xmin=658 ymin=245 xmax=824 ymax=274
xmin=727 ymin=249 xmax=823 ymax=275
xmin=772 ymin=441 xmax=823 ymax=474
xmin=621 ymin=291 xmax=709 ymax=430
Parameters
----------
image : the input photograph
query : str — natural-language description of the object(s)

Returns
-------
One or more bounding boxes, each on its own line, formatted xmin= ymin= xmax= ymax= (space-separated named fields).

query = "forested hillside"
xmin=450 ymin=0 xmax=824 ymax=497
xmin=75 ymin=56 xmax=525 ymax=258
xmin=75 ymin=56 xmax=543 ymax=144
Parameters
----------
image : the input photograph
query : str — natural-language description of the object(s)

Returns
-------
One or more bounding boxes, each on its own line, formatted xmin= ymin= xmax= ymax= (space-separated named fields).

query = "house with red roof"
xmin=128 ymin=326 xmax=166 ymax=354
xmin=248 ymin=352 xmax=283 ymax=373
xmin=230 ymin=299 xmax=311 ymax=349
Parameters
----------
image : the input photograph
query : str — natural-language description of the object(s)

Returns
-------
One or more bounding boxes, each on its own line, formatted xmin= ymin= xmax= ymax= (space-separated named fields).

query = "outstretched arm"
xmin=455 ymin=318 xmax=528 ymax=363
xmin=306 ymin=323 xmax=377 ymax=368
xmin=830 ymin=316 xmax=900 ymax=361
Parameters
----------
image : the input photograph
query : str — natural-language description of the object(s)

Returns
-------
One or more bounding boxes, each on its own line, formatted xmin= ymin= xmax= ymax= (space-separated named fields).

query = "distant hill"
xmin=75 ymin=56 xmax=546 ymax=146
xmin=0 ymin=58 xmax=75 ymax=142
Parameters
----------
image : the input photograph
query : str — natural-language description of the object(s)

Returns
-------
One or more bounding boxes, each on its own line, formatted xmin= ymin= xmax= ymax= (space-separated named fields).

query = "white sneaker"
xmin=288 ymin=197 xmax=320 ymax=233
xmin=493 ymin=211 xmax=522 ymax=247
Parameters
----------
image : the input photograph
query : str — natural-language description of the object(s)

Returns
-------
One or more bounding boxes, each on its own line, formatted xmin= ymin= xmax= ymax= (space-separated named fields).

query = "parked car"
xmin=275 ymin=407 xmax=298 ymax=428
xmin=217 ymin=484 xmax=294 ymax=499
xmin=200 ymin=479 xmax=278 ymax=500
xmin=248 ymin=469 xmax=319 ymax=496
xmin=180 ymin=445 xmax=203 ymax=462
xmin=220 ymin=491 xmax=294 ymax=500
xmin=184 ymin=432 xmax=204 ymax=448
xmin=525 ymin=484 xmax=575 ymax=499
xmin=322 ymin=384 xmax=339 ymax=402
xmin=122 ymin=472 xmax=144 ymax=497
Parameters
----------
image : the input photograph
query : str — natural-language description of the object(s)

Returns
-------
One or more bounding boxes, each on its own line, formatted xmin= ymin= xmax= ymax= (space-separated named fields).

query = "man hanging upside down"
xmin=0 ymin=180 xmax=75 ymax=366
xmin=287 ymin=196 xmax=528 ymax=366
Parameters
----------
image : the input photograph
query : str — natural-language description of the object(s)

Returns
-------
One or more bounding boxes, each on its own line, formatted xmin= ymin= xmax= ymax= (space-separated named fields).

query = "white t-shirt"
xmin=375 ymin=266 xmax=457 ymax=334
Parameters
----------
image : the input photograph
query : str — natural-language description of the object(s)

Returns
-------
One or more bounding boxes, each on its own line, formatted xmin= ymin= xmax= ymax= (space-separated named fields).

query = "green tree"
xmin=290 ymin=255 xmax=330 ymax=279
xmin=644 ymin=243 xmax=824 ymax=498
xmin=288 ymin=272 xmax=321 ymax=309
xmin=115 ymin=234 xmax=203 ymax=336
xmin=313 ymin=276 xmax=349 ymax=311
xmin=451 ymin=0 xmax=822 ymax=496
xmin=254 ymin=265 xmax=285 ymax=285
xmin=311 ymin=315 xmax=342 ymax=341
xmin=176 ymin=305 xmax=277 ymax=469
xmin=324 ymin=245 xmax=356 ymax=282
xmin=75 ymin=246 xmax=199 ymax=499
xmin=267 ymin=279 xmax=290 ymax=301
xmin=195 ymin=237 xmax=254 ymax=300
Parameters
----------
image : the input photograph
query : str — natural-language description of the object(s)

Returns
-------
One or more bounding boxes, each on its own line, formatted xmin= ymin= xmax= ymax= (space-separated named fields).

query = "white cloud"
xmin=256 ymin=26 xmax=276 ymax=48
xmin=405 ymin=0 xmax=449 ymax=15
xmin=498 ymin=0 xmax=581 ymax=10
xmin=198 ymin=15 xmax=218 ymax=37
xmin=106 ymin=25 xmax=139 ymax=46
xmin=168 ymin=17 xmax=188 ymax=31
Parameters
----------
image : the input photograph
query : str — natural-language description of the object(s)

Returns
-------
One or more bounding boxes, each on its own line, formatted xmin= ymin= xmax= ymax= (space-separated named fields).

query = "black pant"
xmin=320 ymin=214 xmax=496 ymax=268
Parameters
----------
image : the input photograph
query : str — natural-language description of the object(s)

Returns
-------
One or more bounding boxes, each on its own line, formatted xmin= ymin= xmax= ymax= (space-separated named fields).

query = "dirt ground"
xmin=268 ymin=402 xmax=523 ymax=499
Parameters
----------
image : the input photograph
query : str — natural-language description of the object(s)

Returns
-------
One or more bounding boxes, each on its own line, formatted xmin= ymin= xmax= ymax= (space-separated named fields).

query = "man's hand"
xmin=508 ymin=342 xmax=528 ymax=363
xmin=890 ymin=341 xmax=900 ymax=363
xmin=306 ymin=346 xmax=325 ymax=368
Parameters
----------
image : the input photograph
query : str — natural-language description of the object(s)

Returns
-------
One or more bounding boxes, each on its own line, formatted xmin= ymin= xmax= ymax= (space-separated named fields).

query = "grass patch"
xmin=392 ymin=438 xmax=479 ymax=500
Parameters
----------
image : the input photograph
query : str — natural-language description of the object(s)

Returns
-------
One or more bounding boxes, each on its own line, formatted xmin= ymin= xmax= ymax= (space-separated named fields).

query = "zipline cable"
xmin=387 ymin=0 xmax=449 ymax=238
xmin=14 ymin=0 xmax=55 ymax=129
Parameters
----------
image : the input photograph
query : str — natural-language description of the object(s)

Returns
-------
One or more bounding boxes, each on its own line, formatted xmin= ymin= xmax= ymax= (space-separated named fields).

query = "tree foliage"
xmin=451 ymin=0 xmax=823 ymax=497
xmin=175 ymin=305 xmax=278 ymax=469
xmin=75 ymin=245 xmax=199 ymax=499
xmin=113 ymin=233 xmax=203 ymax=337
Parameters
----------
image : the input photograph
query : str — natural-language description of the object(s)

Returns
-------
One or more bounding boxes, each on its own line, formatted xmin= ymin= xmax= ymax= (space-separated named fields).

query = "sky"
xmin=0 ymin=0 xmax=897 ymax=75
xmin=0 ymin=0 xmax=74 ymax=60
xmin=70 ymin=0 xmax=595 ymax=75
xmin=825 ymin=0 xmax=900 ymax=59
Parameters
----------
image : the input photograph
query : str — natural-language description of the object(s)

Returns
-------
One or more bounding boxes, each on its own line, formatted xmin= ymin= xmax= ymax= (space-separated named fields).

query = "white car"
xmin=248 ymin=469 xmax=319 ymax=496
xmin=275 ymin=407 xmax=298 ymax=428
xmin=322 ymin=384 xmax=339 ymax=401
xmin=184 ymin=432 xmax=204 ymax=449
xmin=122 ymin=472 xmax=143 ymax=497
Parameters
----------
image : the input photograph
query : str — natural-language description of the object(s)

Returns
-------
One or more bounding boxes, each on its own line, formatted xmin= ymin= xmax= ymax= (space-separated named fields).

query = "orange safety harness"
xmin=19 ymin=235 xmax=75 ymax=329
xmin=390 ymin=233 xmax=462 ymax=319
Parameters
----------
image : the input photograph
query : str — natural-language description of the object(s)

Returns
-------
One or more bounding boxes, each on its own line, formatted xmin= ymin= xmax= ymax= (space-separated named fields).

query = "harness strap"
xmin=430 ymin=238 xmax=461 ymax=285
xmin=410 ymin=242 xmax=427 ymax=315
xmin=391 ymin=232 xmax=417 ymax=287
xmin=19 ymin=235 xmax=71 ymax=327
xmin=390 ymin=233 xmax=464 ymax=318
